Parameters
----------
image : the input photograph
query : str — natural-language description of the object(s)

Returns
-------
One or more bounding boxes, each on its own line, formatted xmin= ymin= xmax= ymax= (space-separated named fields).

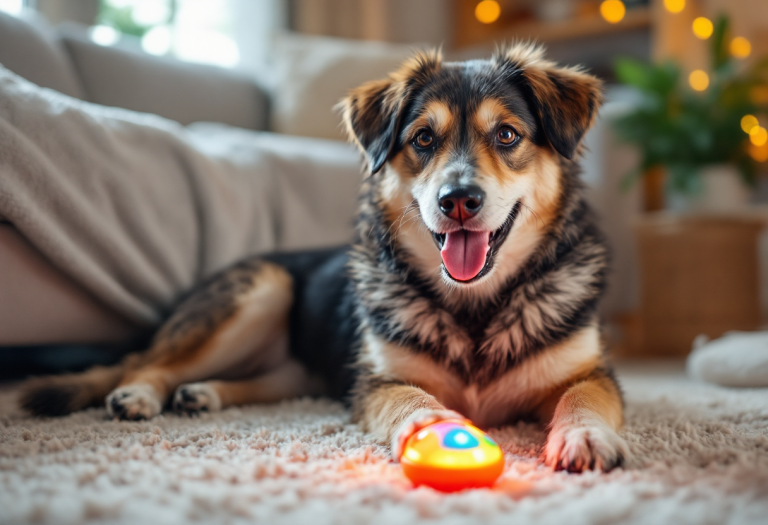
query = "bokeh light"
xmin=688 ymin=70 xmax=709 ymax=91
xmin=692 ymin=17 xmax=713 ymax=39
xmin=663 ymin=0 xmax=685 ymax=13
xmin=752 ymin=86 xmax=768 ymax=105
xmin=600 ymin=0 xmax=626 ymax=24
xmin=475 ymin=0 xmax=501 ymax=24
xmin=741 ymin=115 xmax=759 ymax=134
xmin=750 ymin=126 xmax=768 ymax=147
xmin=142 ymin=25 xmax=172 ymax=55
xmin=730 ymin=37 xmax=751 ymax=59
xmin=749 ymin=142 xmax=768 ymax=163
xmin=89 ymin=25 xmax=120 ymax=46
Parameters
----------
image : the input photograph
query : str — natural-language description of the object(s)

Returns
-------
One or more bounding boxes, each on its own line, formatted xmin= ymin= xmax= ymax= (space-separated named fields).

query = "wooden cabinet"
xmin=634 ymin=213 xmax=763 ymax=356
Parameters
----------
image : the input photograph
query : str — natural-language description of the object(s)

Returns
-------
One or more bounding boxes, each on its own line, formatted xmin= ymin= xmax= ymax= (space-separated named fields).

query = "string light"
xmin=730 ymin=37 xmax=751 ymax=58
xmin=689 ymin=70 xmax=709 ymax=91
xmin=663 ymin=0 xmax=685 ymax=13
xmin=600 ymin=0 xmax=626 ymax=24
xmin=692 ymin=17 xmax=713 ymax=39
xmin=750 ymin=126 xmax=768 ymax=147
xmin=475 ymin=0 xmax=501 ymax=24
xmin=741 ymin=115 xmax=759 ymax=134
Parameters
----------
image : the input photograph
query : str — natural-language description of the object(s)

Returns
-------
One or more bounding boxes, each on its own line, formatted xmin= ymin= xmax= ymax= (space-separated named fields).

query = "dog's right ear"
xmin=339 ymin=50 xmax=441 ymax=175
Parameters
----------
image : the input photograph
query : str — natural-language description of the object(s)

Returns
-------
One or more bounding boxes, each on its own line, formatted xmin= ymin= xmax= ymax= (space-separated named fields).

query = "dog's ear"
xmin=499 ymin=44 xmax=603 ymax=160
xmin=339 ymin=50 xmax=442 ymax=174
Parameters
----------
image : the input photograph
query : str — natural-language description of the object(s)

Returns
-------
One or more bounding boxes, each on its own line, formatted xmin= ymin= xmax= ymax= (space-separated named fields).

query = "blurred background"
xmin=1 ymin=0 xmax=767 ymax=372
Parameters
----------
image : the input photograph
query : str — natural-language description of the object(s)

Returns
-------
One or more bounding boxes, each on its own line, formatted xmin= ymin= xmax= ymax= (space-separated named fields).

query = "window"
xmin=0 ymin=0 xmax=25 ymax=16
xmin=94 ymin=0 xmax=239 ymax=68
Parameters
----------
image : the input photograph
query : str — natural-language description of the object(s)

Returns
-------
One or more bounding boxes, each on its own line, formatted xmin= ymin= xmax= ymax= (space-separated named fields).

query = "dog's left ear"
xmin=500 ymin=44 xmax=603 ymax=160
xmin=339 ymin=50 xmax=442 ymax=174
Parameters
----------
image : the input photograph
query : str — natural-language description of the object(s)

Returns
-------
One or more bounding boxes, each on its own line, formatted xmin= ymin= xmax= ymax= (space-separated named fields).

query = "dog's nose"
xmin=438 ymin=184 xmax=485 ymax=222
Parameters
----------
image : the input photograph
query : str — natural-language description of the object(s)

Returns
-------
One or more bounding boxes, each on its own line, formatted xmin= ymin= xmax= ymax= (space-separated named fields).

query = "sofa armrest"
xmin=0 ymin=224 xmax=139 ymax=345
xmin=59 ymin=29 xmax=269 ymax=131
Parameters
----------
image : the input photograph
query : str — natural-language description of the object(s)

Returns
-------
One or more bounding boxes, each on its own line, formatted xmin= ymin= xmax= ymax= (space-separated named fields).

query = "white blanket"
xmin=687 ymin=331 xmax=768 ymax=387
xmin=0 ymin=66 xmax=360 ymax=328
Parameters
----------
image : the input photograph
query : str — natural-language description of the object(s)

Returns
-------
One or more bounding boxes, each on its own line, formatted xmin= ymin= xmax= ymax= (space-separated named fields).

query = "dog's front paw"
xmin=106 ymin=384 xmax=162 ymax=420
xmin=544 ymin=423 xmax=628 ymax=473
xmin=173 ymin=383 xmax=221 ymax=414
xmin=392 ymin=408 xmax=466 ymax=461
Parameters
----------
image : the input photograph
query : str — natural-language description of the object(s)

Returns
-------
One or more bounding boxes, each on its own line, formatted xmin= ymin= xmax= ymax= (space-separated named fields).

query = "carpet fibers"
xmin=1 ymin=362 xmax=767 ymax=525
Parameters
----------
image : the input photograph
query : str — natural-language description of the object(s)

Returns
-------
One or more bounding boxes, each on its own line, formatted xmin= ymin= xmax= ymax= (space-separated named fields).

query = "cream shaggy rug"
xmin=1 ymin=362 xmax=767 ymax=525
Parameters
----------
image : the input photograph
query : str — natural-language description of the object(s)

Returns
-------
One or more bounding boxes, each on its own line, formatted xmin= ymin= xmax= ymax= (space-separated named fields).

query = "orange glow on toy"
xmin=400 ymin=420 xmax=504 ymax=491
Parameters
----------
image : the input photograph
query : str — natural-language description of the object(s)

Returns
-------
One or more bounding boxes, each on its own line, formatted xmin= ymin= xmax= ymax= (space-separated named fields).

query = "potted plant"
xmin=612 ymin=15 xmax=768 ymax=212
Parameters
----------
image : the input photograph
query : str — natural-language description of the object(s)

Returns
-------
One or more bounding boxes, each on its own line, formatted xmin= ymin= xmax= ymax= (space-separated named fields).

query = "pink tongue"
xmin=440 ymin=230 xmax=491 ymax=281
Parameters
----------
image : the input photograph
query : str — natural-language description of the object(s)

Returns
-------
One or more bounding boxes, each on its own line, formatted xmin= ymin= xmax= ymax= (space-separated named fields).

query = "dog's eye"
xmin=413 ymin=129 xmax=434 ymax=149
xmin=496 ymin=126 xmax=518 ymax=146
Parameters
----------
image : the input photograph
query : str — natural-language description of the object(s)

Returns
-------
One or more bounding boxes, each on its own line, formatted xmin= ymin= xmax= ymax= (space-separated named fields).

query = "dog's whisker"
xmin=521 ymin=202 xmax=544 ymax=228
xmin=387 ymin=200 xmax=419 ymax=250
xmin=390 ymin=206 xmax=422 ymax=246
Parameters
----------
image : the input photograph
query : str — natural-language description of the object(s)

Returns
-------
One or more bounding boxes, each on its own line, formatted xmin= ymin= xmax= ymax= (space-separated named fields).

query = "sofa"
xmin=0 ymin=10 xmax=365 ymax=346
xmin=0 ymin=9 xmax=643 ymax=354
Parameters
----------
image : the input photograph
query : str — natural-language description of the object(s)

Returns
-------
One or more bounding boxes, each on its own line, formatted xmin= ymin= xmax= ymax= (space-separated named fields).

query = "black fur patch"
xmin=19 ymin=383 xmax=80 ymax=417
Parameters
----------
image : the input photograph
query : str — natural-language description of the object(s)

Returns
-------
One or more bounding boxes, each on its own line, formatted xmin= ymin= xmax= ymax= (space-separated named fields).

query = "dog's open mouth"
xmin=432 ymin=201 xmax=522 ymax=283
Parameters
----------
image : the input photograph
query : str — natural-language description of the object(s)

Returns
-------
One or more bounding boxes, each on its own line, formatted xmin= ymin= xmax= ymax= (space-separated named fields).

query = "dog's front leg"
xmin=541 ymin=370 xmax=628 ymax=472
xmin=354 ymin=379 xmax=464 ymax=460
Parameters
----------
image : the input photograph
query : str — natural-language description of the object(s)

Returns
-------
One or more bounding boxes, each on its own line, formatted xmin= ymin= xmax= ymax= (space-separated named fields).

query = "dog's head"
xmin=340 ymin=43 xmax=602 ymax=292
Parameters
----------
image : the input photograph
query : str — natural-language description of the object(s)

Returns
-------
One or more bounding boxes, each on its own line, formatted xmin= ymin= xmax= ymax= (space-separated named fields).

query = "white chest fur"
xmin=364 ymin=324 xmax=601 ymax=428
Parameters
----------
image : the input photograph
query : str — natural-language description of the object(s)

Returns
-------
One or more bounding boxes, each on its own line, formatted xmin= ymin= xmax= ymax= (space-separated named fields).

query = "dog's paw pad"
xmin=392 ymin=408 xmax=465 ymax=460
xmin=173 ymin=383 xmax=221 ymax=414
xmin=544 ymin=423 xmax=628 ymax=473
xmin=106 ymin=384 xmax=162 ymax=421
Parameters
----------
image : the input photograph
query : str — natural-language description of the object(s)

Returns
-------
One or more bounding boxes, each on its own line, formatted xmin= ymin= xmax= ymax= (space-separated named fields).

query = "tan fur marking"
xmin=208 ymin=359 xmax=326 ymax=407
xmin=403 ymin=100 xmax=453 ymax=139
xmin=526 ymin=149 xmax=562 ymax=226
xmin=358 ymin=382 xmax=445 ymax=445
xmin=548 ymin=374 xmax=623 ymax=430
xmin=473 ymin=98 xmax=532 ymax=137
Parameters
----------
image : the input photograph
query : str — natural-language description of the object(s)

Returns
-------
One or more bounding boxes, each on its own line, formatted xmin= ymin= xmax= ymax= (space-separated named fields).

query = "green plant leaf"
xmin=615 ymin=58 xmax=652 ymax=90
xmin=711 ymin=15 xmax=730 ymax=72
xmin=611 ymin=13 xmax=762 ymax=194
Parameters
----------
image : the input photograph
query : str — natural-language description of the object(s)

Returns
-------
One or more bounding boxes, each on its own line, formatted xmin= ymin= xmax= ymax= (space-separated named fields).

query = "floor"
xmin=1 ymin=361 xmax=767 ymax=525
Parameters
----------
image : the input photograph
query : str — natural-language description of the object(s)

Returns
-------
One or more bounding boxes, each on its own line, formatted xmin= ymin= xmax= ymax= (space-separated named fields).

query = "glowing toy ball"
xmin=400 ymin=419 xmax=504 ymax=492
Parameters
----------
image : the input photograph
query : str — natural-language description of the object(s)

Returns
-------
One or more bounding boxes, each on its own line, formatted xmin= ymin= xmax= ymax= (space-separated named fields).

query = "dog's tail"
xmin=19 ymin=361 xmax=129 ymax=416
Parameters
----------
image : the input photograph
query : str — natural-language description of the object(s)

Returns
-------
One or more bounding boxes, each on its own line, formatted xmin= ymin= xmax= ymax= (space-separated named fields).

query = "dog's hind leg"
xmin=172 ymin=358 xmax=326 ymax=413
xmin=105 ymin=259 xmax=296 ymax=420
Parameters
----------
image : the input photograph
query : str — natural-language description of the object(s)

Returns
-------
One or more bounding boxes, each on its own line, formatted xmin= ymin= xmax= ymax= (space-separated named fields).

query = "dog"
xmin=20 ymin=43 xmax=627 ymax=472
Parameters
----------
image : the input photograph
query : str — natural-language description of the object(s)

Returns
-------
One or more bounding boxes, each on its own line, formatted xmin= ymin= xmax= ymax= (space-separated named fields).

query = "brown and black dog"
xmin=21 ymin=43 xmax=627 ymax=472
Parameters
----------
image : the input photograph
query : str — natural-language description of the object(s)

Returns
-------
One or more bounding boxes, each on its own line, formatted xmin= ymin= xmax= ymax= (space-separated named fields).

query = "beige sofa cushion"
xmin=0 ymin=11 xmax=85 ymax=99
xmin=186 ymin=123 xmax=360 ymax=252
xmin=60 ymin=29 xmax=269 ymax=130
xmin=270 ymin=33 xmax=415 ymax=141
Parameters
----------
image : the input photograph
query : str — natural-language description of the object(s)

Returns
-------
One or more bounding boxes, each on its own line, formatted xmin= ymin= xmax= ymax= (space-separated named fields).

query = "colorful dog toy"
xmin=400 ymin=419 xmax=504 ymax=492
